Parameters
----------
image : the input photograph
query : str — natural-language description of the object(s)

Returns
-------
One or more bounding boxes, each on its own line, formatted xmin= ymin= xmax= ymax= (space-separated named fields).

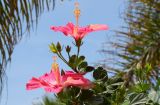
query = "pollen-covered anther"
xmin=52 ymin=56 xmax=59 ymax=71
xmin=74 ymin=2 xmax=80 ymax=27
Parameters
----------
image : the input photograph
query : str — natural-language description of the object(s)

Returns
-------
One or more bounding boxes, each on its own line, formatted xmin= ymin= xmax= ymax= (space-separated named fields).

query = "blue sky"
xmin=1 ymin=0 xmax=125 ymax=105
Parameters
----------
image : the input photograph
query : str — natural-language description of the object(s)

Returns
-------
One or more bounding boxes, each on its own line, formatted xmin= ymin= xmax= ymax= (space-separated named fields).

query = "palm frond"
xmin=33 ymin=96 xmax=65 ymax=105
xmin=0 ymin=0 xmax=57 ymax=96
xmin=102 ymin=0 xmax=160 ymax=84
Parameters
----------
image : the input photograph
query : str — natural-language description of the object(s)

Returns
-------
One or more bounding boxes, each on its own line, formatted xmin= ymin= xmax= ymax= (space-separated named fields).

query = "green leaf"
xmin=93 ymin=67 xmax=108 ymax=81
xmin=68 ymin=55 xmax=86 ymax=70
xmin=78 ymin=61 xmax=88 ymax=70
xmin=80 ymin=90 xmax=94 ymax=101
xmin=131 ymin=83 xmax=150 ymax=93
xmin=144 ymin=63 xmax=152 ymax=74
xmin=76 ymin=56 xmax=85 ymax=66
xmin=85 ymin=66 xmax=94 ymax=72
xmin=85 ymin=95 xmax=104 ymax=105
xmin=148 ymin=89 xmax=160 ymax=104
xmin=68 ymin=55 xmax=77 ymax=68
xmin=122 ymin=100 xmax=130 ymax=105
xmin=129 ymin=93 xmax=147 ymax=105
xmin=106 ymin=77 xmax=124 ymax=91
xmin=78 ymin=56 xmax=85 ymax=61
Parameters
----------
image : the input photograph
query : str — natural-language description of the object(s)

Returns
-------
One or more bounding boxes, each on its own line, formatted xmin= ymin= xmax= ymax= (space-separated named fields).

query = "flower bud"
xmin=49 ymin=43 xmax=58 ymax=53
xmin=56 ymin=42 xmax=62 ymax=52
xmin=75 ymin=39 xmax=82 ymax=47
xmin=66 ymin=45 xmax=71 ymax=53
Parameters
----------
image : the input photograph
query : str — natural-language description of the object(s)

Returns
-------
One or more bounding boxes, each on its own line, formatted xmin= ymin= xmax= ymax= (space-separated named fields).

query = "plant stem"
xmin=57 ymin=52 xmax=79 ymax=73
xmin=56 ymin=52 xmax=68 ymax=66
xmin=76 ymin=45 xmax=80 ymax=59
xmin=67 ymin=52 xmax=70 ymax=58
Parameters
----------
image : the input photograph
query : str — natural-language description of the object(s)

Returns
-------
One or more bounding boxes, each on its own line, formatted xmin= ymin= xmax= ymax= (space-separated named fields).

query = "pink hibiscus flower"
xmin=26 ymin=63 xmax=92 ymax=93
xmin=50 ymin=22 xmax=108 ymax=40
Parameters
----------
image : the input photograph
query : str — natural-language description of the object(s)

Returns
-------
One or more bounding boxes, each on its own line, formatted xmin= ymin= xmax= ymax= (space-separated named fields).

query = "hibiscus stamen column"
xmin=52 ymin=56 xmax=60 ymax=84
xmin=74 ymin=2 xmax=80 ymax=28
xmin=74 ymin=2 xmax=81 ymax=59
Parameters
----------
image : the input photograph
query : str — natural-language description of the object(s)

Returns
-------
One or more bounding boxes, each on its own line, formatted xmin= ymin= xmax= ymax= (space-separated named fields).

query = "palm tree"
xmin=0 ymin=0 xmax=61 ymax=96
xmin=102 ymin=0 xmax=160 ymax=85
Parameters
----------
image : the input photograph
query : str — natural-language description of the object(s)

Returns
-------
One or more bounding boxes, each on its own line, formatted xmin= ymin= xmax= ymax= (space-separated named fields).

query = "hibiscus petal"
xmin=62 ymin=71 xmax=92 ymax=89
xmin=50 ymin=26 xmax=69 ymax=35
xmin=39 ymin=71 xmax=56 ymax=83
xmin=44 ymin=85 xmax=63 ymax=93
xmin=63 ymin=77 xmax=84 ymax=87
xmin=26 ymin=77 xmax=47 ymax=90
xmin=66 ymin=22 xmax=74 ymax=31
xmin=79 ymin=78 xmax=93 ymax=89
xmin=89 ymin=24 xmax=108 ymax=31
xmin=26 ymin=69 xmax=93 ymax=93
xmin=78 ymin=24 xmax=108 ymax=39
xmin=26 ymin=72 xmax=56 ymax=91
xmin=50 ymin=22 xmax=75 ymax=36
xmin=51 ymin=22 xmax=108 ymax=40
xmin=62 ymin=71 xmax=83 ymax=81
